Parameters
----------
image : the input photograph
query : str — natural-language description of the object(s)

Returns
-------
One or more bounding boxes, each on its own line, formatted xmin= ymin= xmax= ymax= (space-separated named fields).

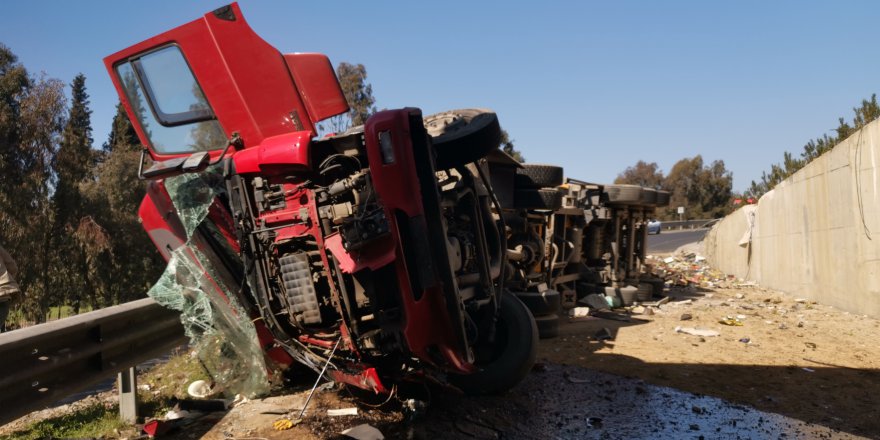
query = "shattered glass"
xmin=148 ymin=166 xmax=271 ymax=397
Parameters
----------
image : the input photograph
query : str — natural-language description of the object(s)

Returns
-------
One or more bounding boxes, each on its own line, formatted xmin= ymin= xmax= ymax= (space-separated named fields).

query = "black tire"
xmin=604 ymin=184 xmax=643 ymax=205
xmin=656 ymin=190 xmax=671 ymax=207
xmin=639 ymin=188 xmax=658 ymax=206
xmin=424 ymin=108 xmax=502 ymax=169
xmin=451 ymin=293 xmax=537 ymax=395
xmin=514 ymin=164 xmax=563 ymax=189
xmin=535 ymin=314 xmax=560 ymax=339
xmin=514 ymin=188 xmax=562 ymax=210
xmin=515 ymin=289 xmax=561 ymax=316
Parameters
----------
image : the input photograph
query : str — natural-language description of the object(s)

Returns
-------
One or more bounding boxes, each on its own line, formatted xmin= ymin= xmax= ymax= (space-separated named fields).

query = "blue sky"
xmin=4 ymin=1 xmax=879 ymax=191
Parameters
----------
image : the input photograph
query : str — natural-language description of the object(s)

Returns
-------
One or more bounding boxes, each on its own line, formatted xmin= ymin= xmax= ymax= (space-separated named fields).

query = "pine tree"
xmin=52 ymin=74 xmax=97 ymax=313
xmin=103 ymin=102 xmax=140 ymax=152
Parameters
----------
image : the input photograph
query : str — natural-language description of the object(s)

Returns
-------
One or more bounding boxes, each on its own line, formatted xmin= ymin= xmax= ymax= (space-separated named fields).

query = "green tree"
xmin=499 ymin=129 xmax=525 ymax=162
xmin=614 ymin=160 xmax=664 ymax=188
xmin=52 ymin=74 xmax=100 ymax=313
xmin=0 ymin=44 xmax=31 ymax=217
xmin=103 ymin=102 xmax=139 ymax=152
xmin=2 ymin=72 xmax=67 ymax=322
xmin=322 ymin=62 xmax=376 ymax=133
xmin=749 ymin=94 xmax=880 ymax=199
xmin=662 ymin=155 xmax=732 ymax=220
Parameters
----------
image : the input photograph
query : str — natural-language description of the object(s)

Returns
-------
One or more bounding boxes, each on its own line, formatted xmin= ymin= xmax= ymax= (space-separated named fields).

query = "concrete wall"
xmin=705 ymin=119 xmax=880 ymax=317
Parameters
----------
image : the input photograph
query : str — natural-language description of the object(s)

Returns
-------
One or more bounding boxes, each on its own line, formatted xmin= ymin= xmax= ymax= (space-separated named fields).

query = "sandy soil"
xmin=541 ymin=283 xmax=880 ymax=438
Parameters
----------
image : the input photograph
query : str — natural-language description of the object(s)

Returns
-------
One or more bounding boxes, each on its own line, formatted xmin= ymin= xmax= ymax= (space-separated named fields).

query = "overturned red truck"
xmin=104 ymin=3 xmax=536 ymax=395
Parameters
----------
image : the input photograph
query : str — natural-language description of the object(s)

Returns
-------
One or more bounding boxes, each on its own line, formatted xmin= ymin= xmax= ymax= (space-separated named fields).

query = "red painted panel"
xmin=364 ymin=109 xmax=472 ymax=373
xmin=284 ymin=53 xmax=349 ymax=124
xmin=232 ymin=131 xmax=312 ymax=174
xmin=104 ymin=3 xmax=337 ymax=161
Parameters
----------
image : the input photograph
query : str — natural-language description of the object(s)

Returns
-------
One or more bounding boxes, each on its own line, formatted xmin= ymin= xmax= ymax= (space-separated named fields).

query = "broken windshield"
xmin=116 ymin=46 xmax=227 ymax=154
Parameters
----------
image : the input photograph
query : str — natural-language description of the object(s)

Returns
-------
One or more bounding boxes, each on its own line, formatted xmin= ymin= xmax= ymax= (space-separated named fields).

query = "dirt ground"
xmin=541 ymin=283 xmax=880 ymax=438
xmin=153 ymin=282 xmax=880 ymax=439
xmin=3 ymin=259 xmax=880 ymax=439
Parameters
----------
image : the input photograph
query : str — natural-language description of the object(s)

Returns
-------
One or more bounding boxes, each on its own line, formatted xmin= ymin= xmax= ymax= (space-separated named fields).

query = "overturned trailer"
xmin=487 ymin=156 xmax=669 ymax=338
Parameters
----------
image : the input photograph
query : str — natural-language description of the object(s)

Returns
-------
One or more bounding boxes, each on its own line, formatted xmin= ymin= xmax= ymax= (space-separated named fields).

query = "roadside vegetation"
xmin=0 ymin=349 xmax=208 ymax=440
xmin=745 ymin=94 xmax=880 ymax=198
xmin=613 ymin=156 xmax=734 ymax=221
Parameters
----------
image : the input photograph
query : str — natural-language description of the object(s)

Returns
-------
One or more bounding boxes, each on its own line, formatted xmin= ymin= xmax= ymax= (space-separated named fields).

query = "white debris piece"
xmin=569 ymin=307 xmax=590 ymax=318
xmin=675 ymin=326 xmax=720 ymax=337
xmin=187 ymin=380 xmax=213 ymax=398
xmin=328 ymin=407 xmax=359 ymax=416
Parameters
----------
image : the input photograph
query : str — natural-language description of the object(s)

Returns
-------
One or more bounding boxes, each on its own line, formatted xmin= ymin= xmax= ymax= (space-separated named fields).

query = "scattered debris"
xmin=675 ymin=326 xmax=720 ymax=337
xmin=680 ymin=313 xmax=693 ymax=321
xmin=273 ymin=419 xmax=294 ymax=431
xmin=739 ymin=337 xmax=751 ymax=344
xmin=328 ymin=407 xmax=359 ymax=416
xmin=804 ymin=342 xmax=817 ymax=350
xmin=594 ymin=328 xmax=614 ymax=341
xmin=186 ymin=380 xmax=213 ymax=398
xmin=342 ymin=423 xmax=385 ymax=440
xmin=630 ymin=305 xmax=646 ymax=315
xmin=802 ymin=367 xmax=815 ymax=373
xmin=402 ymin=399 xmax=428 ymax=422
xmin=648 ymin=252 xmax=746 ymax=290
xmin=580 ymin=294 xmax=610 ymax=311
xmin=591 ymin=310 xmax=632 ymax=322
xmin=569 ymin=307 xmax=591 ymax=318
xmin=719 ymin=316 xmax=744 ymax=326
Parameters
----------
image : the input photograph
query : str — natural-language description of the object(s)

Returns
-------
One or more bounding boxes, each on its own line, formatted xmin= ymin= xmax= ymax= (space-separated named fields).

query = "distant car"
xmin=647 ymin=219 xmax=662 ymax=234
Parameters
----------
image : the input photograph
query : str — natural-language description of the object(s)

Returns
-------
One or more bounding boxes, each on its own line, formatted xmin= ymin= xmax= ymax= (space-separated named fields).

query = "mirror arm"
xmin=208 ymin=132 xmax=243 ymax=166
xmin=137 ymin=148 xmax=149 ymax=181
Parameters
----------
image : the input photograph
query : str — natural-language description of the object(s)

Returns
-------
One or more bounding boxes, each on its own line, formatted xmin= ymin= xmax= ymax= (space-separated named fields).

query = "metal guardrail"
xmin=0 ymin=298 xmax=185 ymax=425
xmin=660 ymin=219 xmax=715 ymax=230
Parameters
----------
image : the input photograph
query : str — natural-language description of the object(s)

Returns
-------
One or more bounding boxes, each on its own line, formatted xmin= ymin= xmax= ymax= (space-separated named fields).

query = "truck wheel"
xmin=514 ymin=188 xmax=562 ymax=210
xmin=604 ymin=184 xmax=643 ymax=205
xmin=424 ymin=108 xmax=502 ymax=169
xmin=515 ymin=289 xmax=561 ymax=316
xmin=451 ymin=293 xmax=537 ymax=395
xmin=656 ymin=190 xmax=671 ymax=207
xmin=639 ymin=188 xmax=658 ymax=206
xmin=535 ymin=314 xmax=560 ymax=339
xmin=514 ymin=164 xmax=564 ymax=189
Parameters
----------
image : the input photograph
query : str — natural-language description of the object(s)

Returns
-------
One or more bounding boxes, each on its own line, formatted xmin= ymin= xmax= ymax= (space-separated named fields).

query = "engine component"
xmin=279 ymin=252 xmax=321 ymax=325
xmin=340 ymin=209 xmax=389 ymax=251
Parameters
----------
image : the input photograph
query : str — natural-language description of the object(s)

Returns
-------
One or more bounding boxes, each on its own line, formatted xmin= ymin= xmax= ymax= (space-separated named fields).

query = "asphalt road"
xmin=647 ymin=228 xmax=709 ymax=254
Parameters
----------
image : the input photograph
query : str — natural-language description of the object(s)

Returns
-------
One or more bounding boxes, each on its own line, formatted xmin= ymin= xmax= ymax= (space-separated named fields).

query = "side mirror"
xmin=139 ymin=150 xmax=211 ymax=180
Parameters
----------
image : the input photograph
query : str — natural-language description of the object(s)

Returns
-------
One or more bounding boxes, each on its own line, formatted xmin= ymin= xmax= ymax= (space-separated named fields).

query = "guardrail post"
xmin=118 ymin=366 xmax=138 ymax=423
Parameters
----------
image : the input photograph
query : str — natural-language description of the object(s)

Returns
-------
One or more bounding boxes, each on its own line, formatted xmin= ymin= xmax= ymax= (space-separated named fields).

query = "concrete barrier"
xmin=704 ymin=119 xmax=880 ymax=317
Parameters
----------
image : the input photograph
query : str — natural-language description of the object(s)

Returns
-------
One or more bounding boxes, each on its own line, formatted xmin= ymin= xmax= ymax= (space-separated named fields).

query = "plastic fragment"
xmin=675 ymin=326 xmax=720 ymax=337
xmin=342 ymin=424 xmax=385 ymax=440
xmin=719 ymin=316 xmax=744 ymax=326
xmin=328 ymin=407 xmax=359 ymax=416
xmin=569 ymin=307 xmax=590 ymax=318
xmin=274 ymin=419 xmax=294 ymax=430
